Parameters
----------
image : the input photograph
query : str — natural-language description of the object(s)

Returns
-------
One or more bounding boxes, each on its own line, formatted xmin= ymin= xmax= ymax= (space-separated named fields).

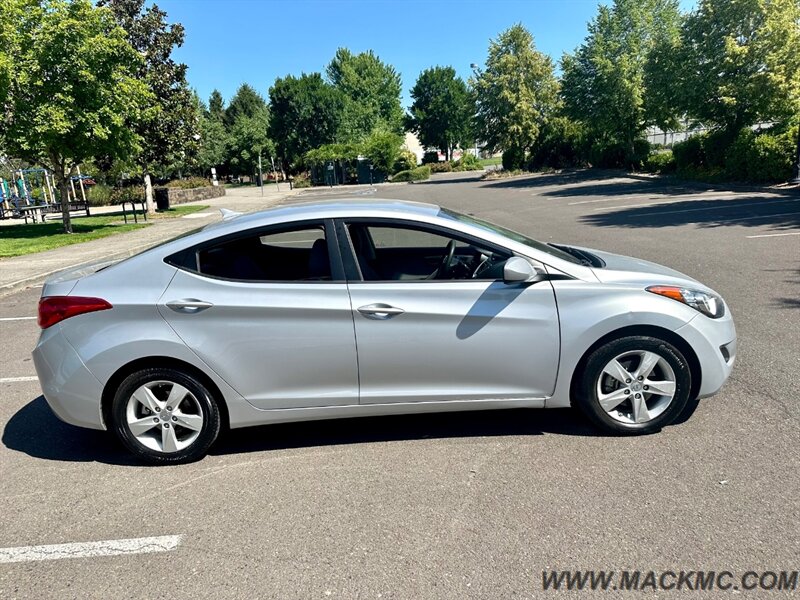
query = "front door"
xmin=341 ymin=220 xmax=560 ymax=404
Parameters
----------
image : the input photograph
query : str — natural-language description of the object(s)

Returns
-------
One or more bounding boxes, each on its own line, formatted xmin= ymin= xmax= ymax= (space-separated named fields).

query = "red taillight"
xmin=38 ymin=296 xmax=113 ymax=329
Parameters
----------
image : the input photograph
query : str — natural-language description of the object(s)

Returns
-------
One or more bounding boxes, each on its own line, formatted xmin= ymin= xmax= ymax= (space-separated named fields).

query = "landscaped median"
xmin=0 ymin=205 xmax=208 ymax=258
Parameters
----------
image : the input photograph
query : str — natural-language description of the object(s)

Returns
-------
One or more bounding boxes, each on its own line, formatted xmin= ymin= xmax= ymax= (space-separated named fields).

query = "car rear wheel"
xmin=111 ymin=367 xmax=221 ymax=464
xmin=575 ymin=336 xmax=692 ymax=434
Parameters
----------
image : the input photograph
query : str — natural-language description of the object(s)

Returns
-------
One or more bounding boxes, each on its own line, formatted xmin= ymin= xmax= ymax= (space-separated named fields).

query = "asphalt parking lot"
xmin=1 ymin=170 xmax=798 ymax=598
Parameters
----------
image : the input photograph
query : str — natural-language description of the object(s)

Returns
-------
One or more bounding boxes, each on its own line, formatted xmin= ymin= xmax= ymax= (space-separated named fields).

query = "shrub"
xmin=672 ymin=135 xmax=705 ymax=170
xmin=391 ymin=165 xmax=431 ymax=182
xmin=644 ymin=150 xmax=676 ymax=174
xmin=393 ymin=150 xmax=417 ymax=174
xmin=725 ymin=126 xmax=796 ymax=182
xmin=109 ymin=185 xmax=145 ymax=205
xmin=528 ymin=117 xmax=588 ymax=170
xmin=586 ymin=137 xmax=649 ymax=169
xmin=502 ymin=146 xmax=525 ymax=170
xmin=429 ymin=161 xmax=453 ymax=173
xmin=453 ymin=152 xmax=482 ymax=171
xmin=292 ymin=173 xmax=311 ymax=188
xmin=87 ymin=183 xmax=113 ymax=206
xmin=164 ymin=177 xmax=211 ymax=189
xmin=421 ymin=151 xmax=441 ymax=165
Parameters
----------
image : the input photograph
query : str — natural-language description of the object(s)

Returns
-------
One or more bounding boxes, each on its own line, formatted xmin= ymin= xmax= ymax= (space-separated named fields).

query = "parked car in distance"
xmin=33 ymin=199 xmax=736 ymax=464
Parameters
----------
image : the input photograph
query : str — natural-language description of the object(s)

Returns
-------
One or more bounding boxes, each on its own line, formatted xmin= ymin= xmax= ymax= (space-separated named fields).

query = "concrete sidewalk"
xmin=0 ymin=184 xmax=299 ymax=298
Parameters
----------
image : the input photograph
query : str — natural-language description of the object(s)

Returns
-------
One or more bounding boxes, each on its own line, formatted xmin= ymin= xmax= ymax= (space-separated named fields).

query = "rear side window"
xmin=170 ymin=224 xmax=333 ymax=282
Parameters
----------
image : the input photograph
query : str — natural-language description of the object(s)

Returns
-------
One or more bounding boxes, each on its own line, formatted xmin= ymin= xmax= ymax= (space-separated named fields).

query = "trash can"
xmin=155 ymin=188 xmax=170 ymax=210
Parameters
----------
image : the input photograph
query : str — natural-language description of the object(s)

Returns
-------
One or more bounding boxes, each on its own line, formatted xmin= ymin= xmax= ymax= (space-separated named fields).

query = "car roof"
xmin=204 ymin=198 xmax=441 ymax=232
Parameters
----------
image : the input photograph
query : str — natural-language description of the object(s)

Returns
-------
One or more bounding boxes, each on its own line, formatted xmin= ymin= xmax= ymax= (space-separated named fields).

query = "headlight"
xmin=646 ymin=285 xmax=725 ymax=318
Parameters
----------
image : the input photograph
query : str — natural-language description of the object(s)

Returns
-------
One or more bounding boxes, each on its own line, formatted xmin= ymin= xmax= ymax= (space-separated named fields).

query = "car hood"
xmin=575 ymin=247 xmax=703 ymax=288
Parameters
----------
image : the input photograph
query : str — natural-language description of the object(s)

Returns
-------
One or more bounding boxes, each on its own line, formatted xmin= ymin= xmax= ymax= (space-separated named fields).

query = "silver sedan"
xmin=33 ymin=200 xmax=736 ymax=464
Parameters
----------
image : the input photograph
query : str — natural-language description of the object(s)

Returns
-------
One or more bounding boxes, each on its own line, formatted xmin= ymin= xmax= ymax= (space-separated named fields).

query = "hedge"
xmin=392 ymin=165 xmax=431 ymax=182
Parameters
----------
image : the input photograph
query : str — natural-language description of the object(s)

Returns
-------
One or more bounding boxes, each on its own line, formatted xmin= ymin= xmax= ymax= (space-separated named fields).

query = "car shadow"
xmin=2 ymin=396 xmax=605 ymax=465
xmin=1 ymin=396 xmax=139 ymax=465
xmin=209 ymin=407 xmax=605 ymax=457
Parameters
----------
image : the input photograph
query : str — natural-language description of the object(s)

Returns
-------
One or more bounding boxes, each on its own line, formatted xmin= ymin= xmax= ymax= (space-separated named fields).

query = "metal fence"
xmin=644 ymin=122 xmax=778 ymax=148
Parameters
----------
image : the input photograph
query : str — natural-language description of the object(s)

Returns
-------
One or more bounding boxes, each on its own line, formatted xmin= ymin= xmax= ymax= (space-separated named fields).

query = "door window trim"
xmin=335 ymin=217 xmax=514 ymax=284
xmin=164 ymin=218 xmax=347 ymax=284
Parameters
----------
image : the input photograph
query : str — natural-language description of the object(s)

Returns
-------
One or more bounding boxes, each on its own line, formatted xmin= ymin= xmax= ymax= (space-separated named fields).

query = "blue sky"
xmin=158 ymin=0 xmax=696 ymax=110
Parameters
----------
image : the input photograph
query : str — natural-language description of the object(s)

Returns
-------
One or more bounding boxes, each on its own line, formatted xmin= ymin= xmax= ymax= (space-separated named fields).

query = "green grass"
xmin=479 ymin=156 xmax=503 ymax=167
xmin=0 ymin=205 xmax=208 ymax=258
xmin=0 ymin=216 xmax=146 ymax=258
xmin=153 ymin=204 xmax=208 ymax=218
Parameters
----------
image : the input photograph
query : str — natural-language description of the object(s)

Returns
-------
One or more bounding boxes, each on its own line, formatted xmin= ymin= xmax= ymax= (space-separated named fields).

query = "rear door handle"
xmin=357 ymin=303 xmax=405 ymax=319
xmin=166 ymin=299 xmax=213 ymax=313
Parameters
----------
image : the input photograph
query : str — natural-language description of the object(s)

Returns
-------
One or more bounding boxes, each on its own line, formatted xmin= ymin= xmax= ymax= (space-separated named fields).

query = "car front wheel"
xmin=111 ymin=367 xmax=221 ymax=464
xmin=576 ymin=335 xmax=692 ymax=434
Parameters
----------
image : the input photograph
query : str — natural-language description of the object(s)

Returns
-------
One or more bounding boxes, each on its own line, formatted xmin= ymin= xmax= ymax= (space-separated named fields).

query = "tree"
xmin=407 ymin=66 xmax=474 ymax=161
xmin=222 ymin=84 xmax=273 ymax=178
xmin=561 ymin=0 xmax=682 ymax=167
xmin=208 ymin=89 xmax=225 ymax=121
xmin=197 ymin=91 xmax=228 ymax=177
xmin=654 ymin=0 xmax=800 ymax=134
xmin=100 ymin=0 xmax=198 ymax=213
xmin=472 ymin=24 xmax=560 ymax=169
xmin=326 ymin=48 xmax=404 ymax=140
xmin=363 ymin=130 xmax=404 ymax=174
xmin=224 ymin=83 xmax=267 ymax=128
xmin=5 ymin=0 xmax=150 ymax=233
xmin=268 ymin=73 xmax=345 ymax=171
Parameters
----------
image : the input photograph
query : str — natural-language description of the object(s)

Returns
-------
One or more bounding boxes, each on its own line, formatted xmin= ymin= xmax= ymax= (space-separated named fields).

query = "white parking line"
xmin=0 ymin=317 xmax=36 ymax=321
xmin=746 ymin=231 xmax=800 ymax=239
xmin=0 ymin=535 xmax=182 ymax=564
xmin=0 ymin=376 xmax=38 ymax=383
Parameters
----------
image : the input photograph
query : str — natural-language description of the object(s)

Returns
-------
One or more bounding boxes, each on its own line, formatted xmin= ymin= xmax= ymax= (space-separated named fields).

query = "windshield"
xmin=439 ymin=208 xmax=583 ymax=265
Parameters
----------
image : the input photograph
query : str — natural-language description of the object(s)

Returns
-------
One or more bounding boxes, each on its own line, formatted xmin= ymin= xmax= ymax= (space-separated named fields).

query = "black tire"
xmin=575 ymin=335 xmax=692 ymax=435
xmin=111 ymin=367 xmax=221 ymax=465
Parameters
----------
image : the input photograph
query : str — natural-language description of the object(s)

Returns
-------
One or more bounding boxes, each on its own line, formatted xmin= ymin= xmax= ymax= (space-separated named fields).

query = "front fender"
xmin=548 ymin=281 xmax=698 ymax=407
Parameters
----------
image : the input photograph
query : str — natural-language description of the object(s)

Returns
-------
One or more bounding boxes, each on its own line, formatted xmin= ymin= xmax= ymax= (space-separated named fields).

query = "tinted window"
xmin=196 ymin=225 xmax=331 ymax=281
xmin=347 ymin=222 xmax=509 ymax=282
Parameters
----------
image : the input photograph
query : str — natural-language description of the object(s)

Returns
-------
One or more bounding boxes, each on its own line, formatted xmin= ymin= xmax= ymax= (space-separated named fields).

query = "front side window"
xmin=346 ymin=221 xmax=510 ymax=282
xmin=194 ymin=225 xmax=332 ymax=282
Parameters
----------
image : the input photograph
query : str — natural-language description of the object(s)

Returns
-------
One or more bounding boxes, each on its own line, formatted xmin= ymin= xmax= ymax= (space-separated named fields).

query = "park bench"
xmin=41 ymin=199 xmax=91 ymax=223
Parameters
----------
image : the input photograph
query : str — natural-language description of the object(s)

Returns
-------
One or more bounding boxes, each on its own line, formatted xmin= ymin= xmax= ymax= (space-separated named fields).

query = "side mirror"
xmin=503 ymin=256 xmax=543 ymax=283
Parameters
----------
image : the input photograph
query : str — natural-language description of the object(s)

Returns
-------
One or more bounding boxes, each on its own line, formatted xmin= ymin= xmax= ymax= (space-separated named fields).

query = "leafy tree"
xmin=195 ymin=90 xmax=227 ymax=177
xmin=561 ymin=0 xmax=682 ymax=167
xmin=226 ymin=108 xmax=273 ymax=178
xmin=222 ymin=84 xmax=273 ymax=178
xmin=100 ymin=0 xmax=198 ymax=213
xmin=4 ymin=0 xmax=150 ymax=233
xmin=652 ymin=0 xmax=800 ymax=134
xmin=224 ymin=83 xmax=268 ymax=128
xmin=363 ymin=130 xmax=404 ymax=174
xmin=407 ymin=66 xmax=474 ymax=161
xmin=473 ymin=24 xmax=559 ymax=169
xmin=326 ymin=48 xmax=404 ymax=140
xmin=208 ymin=89 xmax=225 ymax=121
xmin=0 ymin=0 xmax=23 ymax=121
xmin=269 ymin=73 xmax=345 ymax=171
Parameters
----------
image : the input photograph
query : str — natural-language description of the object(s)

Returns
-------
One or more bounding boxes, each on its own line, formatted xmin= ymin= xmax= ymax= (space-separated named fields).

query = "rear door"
xmin=159 ymin=219 xmax=359 ymax=410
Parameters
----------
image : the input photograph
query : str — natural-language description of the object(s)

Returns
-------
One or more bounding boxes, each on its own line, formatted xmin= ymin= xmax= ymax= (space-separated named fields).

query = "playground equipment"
xmin=0 ymin=166 xmax=91 ymax=221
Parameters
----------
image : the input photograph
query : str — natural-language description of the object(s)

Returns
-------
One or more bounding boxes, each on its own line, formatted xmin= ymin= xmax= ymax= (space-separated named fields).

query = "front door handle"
xmin=357 ymin=303 xmax=405 ymax=320
xmin=166 ymin=299 xmax=213 ymax=313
